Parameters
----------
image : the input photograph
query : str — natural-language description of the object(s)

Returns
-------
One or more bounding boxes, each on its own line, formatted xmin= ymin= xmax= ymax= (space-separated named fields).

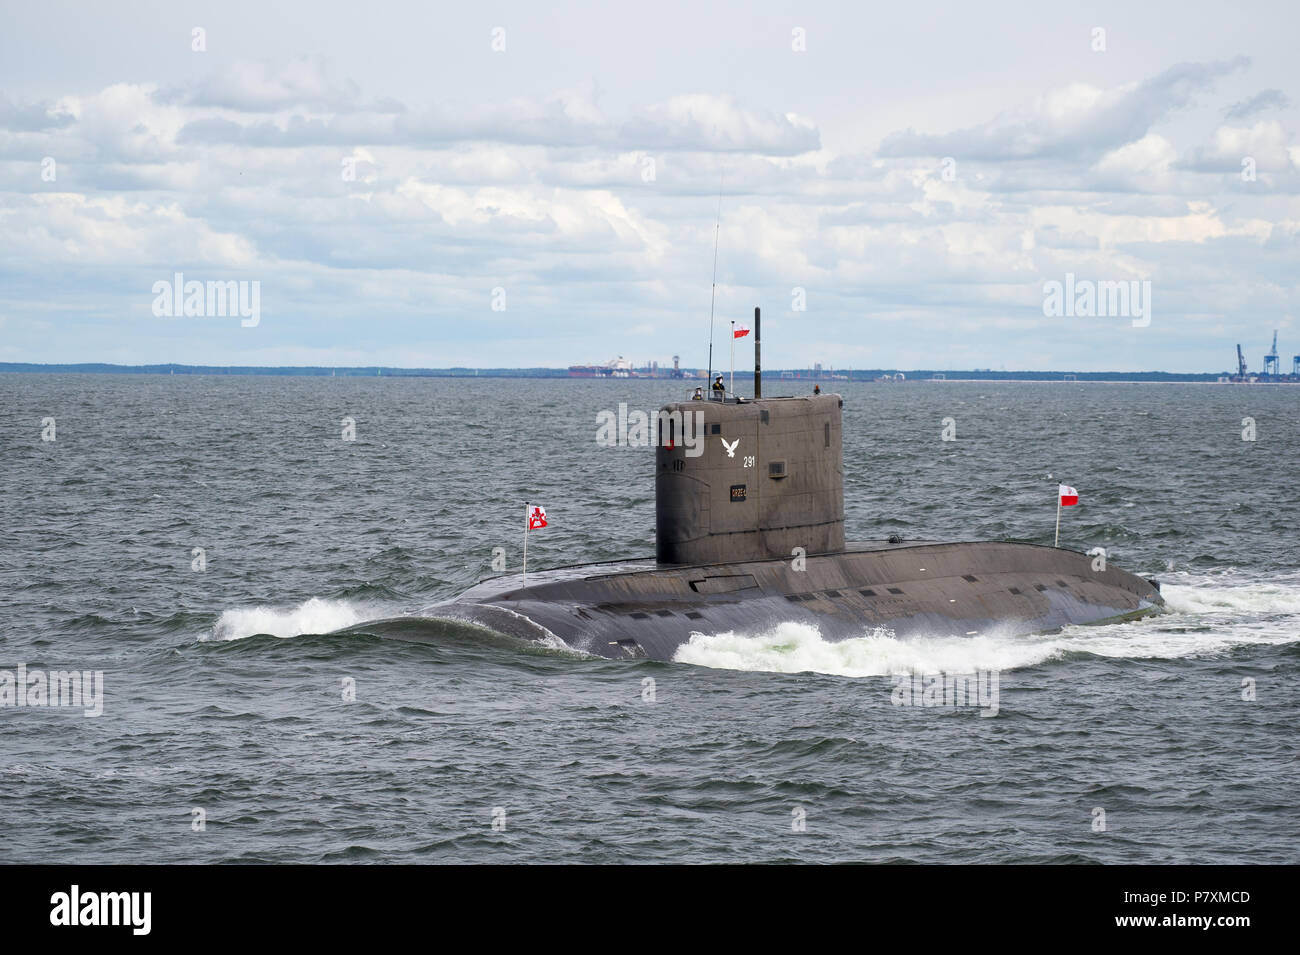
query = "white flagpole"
xmin=522 ymin=500 xmax=529 ymax=585
xmin=730 ymin=320 xmax=735 ymax=397
xmin=1054 ymin=493 xmax=1062 ymax=548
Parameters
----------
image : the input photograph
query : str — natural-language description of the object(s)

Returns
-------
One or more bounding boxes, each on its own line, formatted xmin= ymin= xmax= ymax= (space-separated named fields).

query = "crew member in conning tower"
xmin=711 ymin=375 xmax=725 ymax=398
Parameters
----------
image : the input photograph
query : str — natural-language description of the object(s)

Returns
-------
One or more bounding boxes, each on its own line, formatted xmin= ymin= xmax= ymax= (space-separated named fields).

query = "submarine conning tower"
xmin=654 ymin=392 xmax=845 ymax=565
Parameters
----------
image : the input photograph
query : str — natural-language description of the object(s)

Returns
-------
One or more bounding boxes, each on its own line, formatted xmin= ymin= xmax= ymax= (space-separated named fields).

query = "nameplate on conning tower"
xmin=730 ymin=484 xmax=747 ymax=502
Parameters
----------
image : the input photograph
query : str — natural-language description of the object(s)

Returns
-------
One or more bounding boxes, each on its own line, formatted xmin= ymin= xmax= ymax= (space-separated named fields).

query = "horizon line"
xmin=0 ymin=361 xmax=1246 ymax=381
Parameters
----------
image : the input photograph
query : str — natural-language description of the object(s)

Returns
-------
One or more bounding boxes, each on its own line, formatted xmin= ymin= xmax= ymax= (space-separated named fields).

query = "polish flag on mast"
xmin=729 ymin=322 xmax=750 ymax=395
xmin=1054 ymin=484 xmax=1078 ymax=547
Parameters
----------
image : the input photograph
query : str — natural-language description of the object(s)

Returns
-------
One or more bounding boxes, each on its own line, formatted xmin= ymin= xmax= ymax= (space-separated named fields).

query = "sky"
xmin=2 ymin=0 xmax=1298 ymax=373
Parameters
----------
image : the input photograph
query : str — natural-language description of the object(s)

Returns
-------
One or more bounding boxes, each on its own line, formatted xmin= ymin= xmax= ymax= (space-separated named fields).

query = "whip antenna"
xmin=706 ymin=171 xmax=723 ymax=388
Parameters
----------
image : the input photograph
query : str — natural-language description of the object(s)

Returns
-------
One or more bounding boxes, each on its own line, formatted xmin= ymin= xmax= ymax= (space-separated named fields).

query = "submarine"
xmin=424 ymin=309 xmax=1165 ymax=661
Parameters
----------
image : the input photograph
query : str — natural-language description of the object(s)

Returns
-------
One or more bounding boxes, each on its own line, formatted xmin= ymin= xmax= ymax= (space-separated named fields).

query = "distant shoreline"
xmin=0 ymin=362 xmax=1241 ymax=383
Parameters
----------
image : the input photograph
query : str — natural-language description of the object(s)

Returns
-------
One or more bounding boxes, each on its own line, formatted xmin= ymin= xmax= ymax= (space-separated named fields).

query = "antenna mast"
xmin=706 ymin=172 xmax=723 ymax=388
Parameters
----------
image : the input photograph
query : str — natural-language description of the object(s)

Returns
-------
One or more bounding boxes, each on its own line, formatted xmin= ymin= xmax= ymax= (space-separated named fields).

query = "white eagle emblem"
xmin=721 ymin=438 xmax=739 ymax=458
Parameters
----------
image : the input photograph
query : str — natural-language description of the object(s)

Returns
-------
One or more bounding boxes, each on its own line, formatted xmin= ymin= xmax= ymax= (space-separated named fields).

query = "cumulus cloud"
xmin=1224 ymin=88 xmax=1291 ymax=120
xmin=0 ymin=92 xmax=75 ymax=131
xmin=618 ymin=94 xmax=819 ymax=154
xmin=0 ymin=193 xmax=261 ymax=268
xmin=157 ymin=56 xmax=395 ymax=114
xmin=879 ymin=58 xmax=1250 ymax=161
xmin=1183 ymin=120 xmax=1297 ymax=172
xmin=175 ymin=90 xmax=819 ymax=154
xmin=1091 ymin=133 xmax=1179 ymax=191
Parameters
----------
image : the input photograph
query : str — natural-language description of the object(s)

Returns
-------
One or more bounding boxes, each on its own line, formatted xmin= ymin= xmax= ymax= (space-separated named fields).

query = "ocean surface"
xmin=2 ymin=374 xmax=1297 ymax=864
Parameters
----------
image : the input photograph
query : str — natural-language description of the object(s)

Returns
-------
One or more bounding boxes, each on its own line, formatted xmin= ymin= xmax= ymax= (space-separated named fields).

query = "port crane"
xmin=1263 ymin=331 xmax=1280 ymax=376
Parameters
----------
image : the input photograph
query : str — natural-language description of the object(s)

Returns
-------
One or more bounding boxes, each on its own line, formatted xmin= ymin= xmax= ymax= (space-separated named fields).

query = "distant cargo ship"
xmin=569 ymin=356 xmax=634 ymax=379
xmin=568 ymin=356 xmax=637 ymax=378
xmin=568 ymin=355 xmax=701 ymax=379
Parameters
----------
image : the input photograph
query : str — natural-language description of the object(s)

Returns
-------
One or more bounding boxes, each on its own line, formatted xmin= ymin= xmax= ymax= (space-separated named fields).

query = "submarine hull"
xmin=423 ymin=539 xmax=1165 ymax=661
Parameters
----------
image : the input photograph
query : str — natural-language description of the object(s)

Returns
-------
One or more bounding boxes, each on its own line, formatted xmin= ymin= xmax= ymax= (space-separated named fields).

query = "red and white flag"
xmin=527 ymin=505 xmax=548 ymax=529
xmin=733 ymin=325 xmax=750 ymax=338
xmin=1058 ymin=484 xmax=1079 ymax=507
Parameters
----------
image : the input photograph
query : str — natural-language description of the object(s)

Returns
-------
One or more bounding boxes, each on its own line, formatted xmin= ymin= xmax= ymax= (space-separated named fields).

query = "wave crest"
xmin=208 ymin=597 xmax=385 ymax=641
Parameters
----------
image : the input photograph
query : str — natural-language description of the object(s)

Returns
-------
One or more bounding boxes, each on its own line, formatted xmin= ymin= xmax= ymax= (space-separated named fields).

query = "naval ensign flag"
xmin=523 ymin=503 xmax=547 ymax=583
xmin=1055 ymin=484 xmax=1078 ymax=547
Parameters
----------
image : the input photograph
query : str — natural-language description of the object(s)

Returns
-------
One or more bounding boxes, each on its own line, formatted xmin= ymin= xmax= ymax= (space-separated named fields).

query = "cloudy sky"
xmin=2 ymin=0 xmax=1297 ymax=372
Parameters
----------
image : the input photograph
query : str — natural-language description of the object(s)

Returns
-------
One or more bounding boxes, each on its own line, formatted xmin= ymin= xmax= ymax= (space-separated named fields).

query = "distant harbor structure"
xmin=1220 ymin=331 xmax=1300 ymax=383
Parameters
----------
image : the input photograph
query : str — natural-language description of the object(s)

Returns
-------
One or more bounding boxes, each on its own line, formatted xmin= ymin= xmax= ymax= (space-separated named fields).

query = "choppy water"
xmin=2 ymin=374 xmax=1297 ymax=863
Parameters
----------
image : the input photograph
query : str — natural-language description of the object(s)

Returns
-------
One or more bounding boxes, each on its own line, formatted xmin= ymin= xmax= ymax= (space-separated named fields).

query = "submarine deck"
xmin=425 ymin=539 xmax=1165 ymax=661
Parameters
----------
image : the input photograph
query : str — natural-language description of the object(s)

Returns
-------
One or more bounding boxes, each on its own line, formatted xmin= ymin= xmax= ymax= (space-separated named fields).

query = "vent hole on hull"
xmin=887 ymin=587 xmax=904 ymax=595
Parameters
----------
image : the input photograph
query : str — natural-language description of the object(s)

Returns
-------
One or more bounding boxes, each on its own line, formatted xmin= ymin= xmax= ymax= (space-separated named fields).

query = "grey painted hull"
xmin=418 ymin=539 xmax=1165 ymax=661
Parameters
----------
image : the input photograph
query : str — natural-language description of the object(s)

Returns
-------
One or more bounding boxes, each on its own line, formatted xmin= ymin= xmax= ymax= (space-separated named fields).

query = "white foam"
xmin=1161 ymin=573 xmax=1300 ymax=616
xmin=207 ymin=597 xmax=385 ymax=641
xmin=674 ymin=623 xmax=1059 ymax=677
xmin=673 ymin=572 xmax=1300 ymax=677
